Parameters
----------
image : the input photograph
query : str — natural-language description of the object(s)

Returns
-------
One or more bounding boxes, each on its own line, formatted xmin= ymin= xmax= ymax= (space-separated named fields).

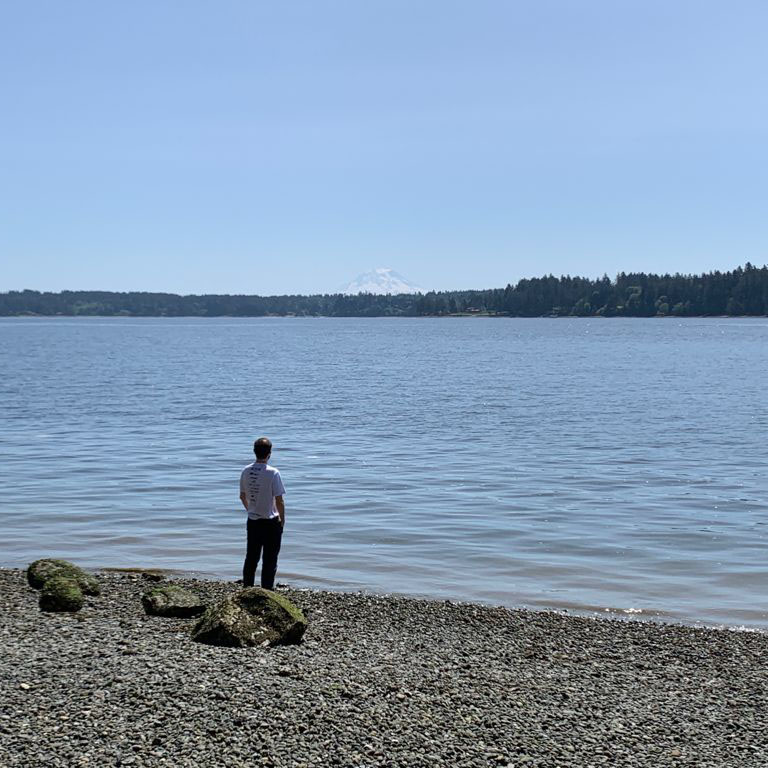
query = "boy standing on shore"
xmin=239 ymin=437 xmax=285 ymax=589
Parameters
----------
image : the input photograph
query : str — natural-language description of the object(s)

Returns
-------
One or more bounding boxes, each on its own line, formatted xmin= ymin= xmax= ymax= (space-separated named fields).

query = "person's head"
xmin=253 ymin=437 xmax=272 ymax=462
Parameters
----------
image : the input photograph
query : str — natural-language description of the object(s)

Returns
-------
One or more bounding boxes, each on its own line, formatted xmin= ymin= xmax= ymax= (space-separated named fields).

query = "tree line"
xmin=2 ymin=264 xmax=767 ymax=317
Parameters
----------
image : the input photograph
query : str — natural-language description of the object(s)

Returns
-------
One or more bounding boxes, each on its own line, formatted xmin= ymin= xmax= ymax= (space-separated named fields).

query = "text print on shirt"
xmin=240 ymin=461 xmax=286 ymax=521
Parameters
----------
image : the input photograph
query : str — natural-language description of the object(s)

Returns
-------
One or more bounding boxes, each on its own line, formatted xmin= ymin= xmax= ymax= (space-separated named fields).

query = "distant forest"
xmin=3 ymin=264 xmax=768 ymax=318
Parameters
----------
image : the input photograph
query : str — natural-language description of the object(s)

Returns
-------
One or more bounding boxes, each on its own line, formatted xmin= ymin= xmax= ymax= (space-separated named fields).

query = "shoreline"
xmin=7 ymin=562 xmax=768 ymax=634
xmin=100 ymin=566 xmax=768 ymax=635
xmin=2 ymin=312 xmax=765 ymax=319
xmin=3 ymin=568 xmax=767 ymax=767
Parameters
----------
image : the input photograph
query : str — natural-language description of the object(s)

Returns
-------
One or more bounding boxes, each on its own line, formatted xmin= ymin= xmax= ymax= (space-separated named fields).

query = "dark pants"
xmin=243 ymin=517 xmax=283 ymax=589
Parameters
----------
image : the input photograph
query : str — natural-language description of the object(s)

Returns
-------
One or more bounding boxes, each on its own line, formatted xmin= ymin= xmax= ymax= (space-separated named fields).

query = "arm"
xmin=275 ymin=496 xmax=285 ymax=527
xmin=239 ymin=470 xmax=248 ymax=511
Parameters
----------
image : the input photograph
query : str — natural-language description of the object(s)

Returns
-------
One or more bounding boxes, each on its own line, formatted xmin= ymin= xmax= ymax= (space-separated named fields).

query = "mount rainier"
xmin=341 ymin=268 xmax=423 ymax=295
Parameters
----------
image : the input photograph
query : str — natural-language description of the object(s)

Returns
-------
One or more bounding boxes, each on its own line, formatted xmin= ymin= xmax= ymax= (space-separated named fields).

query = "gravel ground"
xmin=1 ymin=568 xmax=767 ymax=768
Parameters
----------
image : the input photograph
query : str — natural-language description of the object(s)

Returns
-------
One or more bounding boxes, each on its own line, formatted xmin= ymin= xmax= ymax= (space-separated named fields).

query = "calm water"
xmin=2 ymin=317 xmax=767 ymax=628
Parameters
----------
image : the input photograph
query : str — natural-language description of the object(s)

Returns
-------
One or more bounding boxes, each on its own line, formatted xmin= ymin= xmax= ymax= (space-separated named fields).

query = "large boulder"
xmin=39 ymin=576 xmax=84 ymax=613
xmin=191 ymin=588 xmax=307 ymax=648
xmin=142 ymin=585 xmax=205 ymax=618
xmin=27 ymin=559 xmax=101 ymax=596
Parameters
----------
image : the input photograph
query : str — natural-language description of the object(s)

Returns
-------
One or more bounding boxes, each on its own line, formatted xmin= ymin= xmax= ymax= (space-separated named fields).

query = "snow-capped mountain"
xmin=340 ymin=268 xmax=423 ymax=295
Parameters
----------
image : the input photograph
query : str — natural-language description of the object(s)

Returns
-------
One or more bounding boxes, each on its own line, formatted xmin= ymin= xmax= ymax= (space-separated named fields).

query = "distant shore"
xmin=2 ymin=311 xmax=764 ymax=319
xmin=3 ymin=264 xmax=767 ymax=318
xmin=3 ymin=568 xmax=767 ymax=767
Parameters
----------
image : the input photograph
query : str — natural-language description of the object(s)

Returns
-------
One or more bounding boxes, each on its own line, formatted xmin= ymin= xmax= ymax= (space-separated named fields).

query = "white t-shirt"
xmin=240 ymin=461 xmax=285 ymax=520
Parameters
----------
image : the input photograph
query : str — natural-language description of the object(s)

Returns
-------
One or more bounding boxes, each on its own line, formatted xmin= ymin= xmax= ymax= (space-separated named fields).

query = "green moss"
xmin=27 ymin=559 xmax=100 ymax=596
xmin=39 ymin=576 xmax=84 ymax=613
xmin=192 ymin=588 xmax=307 ymax=648
xmin=193 ymin=601 xmax=257 ymax=647
xmin=141 ymin=585 xmax=205 ymax=618
xmin=262 ymin=589 xmax=307 ymax=624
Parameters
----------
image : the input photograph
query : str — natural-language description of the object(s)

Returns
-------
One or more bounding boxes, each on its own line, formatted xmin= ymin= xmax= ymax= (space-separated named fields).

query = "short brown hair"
xmin=253 ymin=437 xmax=272 ymax=461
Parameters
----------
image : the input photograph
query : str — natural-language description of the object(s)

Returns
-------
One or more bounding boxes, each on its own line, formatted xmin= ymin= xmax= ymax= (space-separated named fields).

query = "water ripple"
xmin=1 ymin=316 xmax=767 ymax=628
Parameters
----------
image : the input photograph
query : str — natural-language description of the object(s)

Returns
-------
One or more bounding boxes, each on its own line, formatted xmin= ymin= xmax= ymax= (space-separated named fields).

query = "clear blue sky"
xmin=2 ymin=1 xmax=767 ymax=295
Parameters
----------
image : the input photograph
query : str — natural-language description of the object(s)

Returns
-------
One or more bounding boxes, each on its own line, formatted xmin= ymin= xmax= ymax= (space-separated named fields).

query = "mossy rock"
xmin=141 ymin=585 xmax=205 ymax=618
xmin=27 ymin=559 xmax=101 ymax=596
xmin=191 ymin=588 xmax=307 ymax=648
xmin=39 ymin=576 xmax=84 ymax=613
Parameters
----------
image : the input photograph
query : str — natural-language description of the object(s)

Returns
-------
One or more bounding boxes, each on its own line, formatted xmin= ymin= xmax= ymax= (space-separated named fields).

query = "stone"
xmin=101 ymin=567 xmax=168 ymax=581
xmin=141 ymin=571 xmax=166 ymax=582
xmin=39 ymin=576 xmax=84 ymax=612
xmin=141 ymin=585 xmax=205 ymax=618
xmin=191 ymin=588 xmax=307 ymax=648
xmin=26 ymin=559 xmax=101 ymax=596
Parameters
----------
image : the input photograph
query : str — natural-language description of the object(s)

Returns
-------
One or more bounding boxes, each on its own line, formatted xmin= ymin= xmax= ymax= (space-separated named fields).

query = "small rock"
xmin=141 ymin=585 xmax=205 ymax=618
xmin=140 ymin=571 xmax=166 ymax=582
xmin=39 ymin=576 xmax=84 ymax=613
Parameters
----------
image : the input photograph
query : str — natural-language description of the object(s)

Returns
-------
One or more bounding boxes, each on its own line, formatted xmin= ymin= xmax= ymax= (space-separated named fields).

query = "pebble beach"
xmin=1 ymin=568 xmax=767 ymax=768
